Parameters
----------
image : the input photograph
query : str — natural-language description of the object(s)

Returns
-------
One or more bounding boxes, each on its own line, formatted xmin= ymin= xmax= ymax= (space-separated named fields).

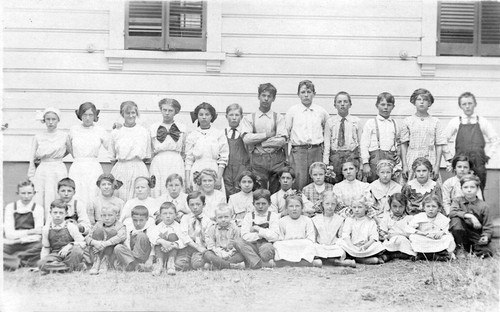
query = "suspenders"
xmin=252 ymin=112 xmax=277 ymax=134
xmin=374 ymin=117 xmax=397 ymax=151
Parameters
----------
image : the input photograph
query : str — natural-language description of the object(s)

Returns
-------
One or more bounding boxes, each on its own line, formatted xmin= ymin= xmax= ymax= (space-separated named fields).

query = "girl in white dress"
xmin=312 ymin=191 xmax=356 ymax=267
xmin=273 ymin=194 xmax=322 ymax=267
xmin=379 ymin=193 xmax=415 ymax=259
xmin=408 ymin=195 xmax=456 ymax=261
xmin=149 ymin=98 xmax=186 ymax=197
xmin=185 ymin=103 xmax=229 ymax=198
xmin=27 ymin=107 xmax=71 ymax=220
xmin=339 ymin=196 xmax=387 ymax=264
xmin=228 ymin=170 xmax=258 ymax=226
xmin=119 ymin=176 xmax=159 ymax=223
xmin=194 ymin=169 xmax=226 ymax=221
xmin=110 ymin=101 xmax=151 ymax=202
xmin=332 ymin=158 xmax=371 ymax=216
xmin=69 ymin=102 xmax=109 ymax=210
xmin=368 ymin=160 xmax=402 ymax=221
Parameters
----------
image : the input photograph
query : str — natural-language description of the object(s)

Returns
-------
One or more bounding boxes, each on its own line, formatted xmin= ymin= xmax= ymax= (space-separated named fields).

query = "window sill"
xmin=104 ymin=49 xmax=226 ymax=72
xmin=417 ymin=56 xmax=500 ymax=76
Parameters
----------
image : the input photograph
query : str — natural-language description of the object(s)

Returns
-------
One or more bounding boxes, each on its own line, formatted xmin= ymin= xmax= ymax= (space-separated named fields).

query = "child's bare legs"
xmin=324 ymin=257 xmax=356 ymax=268
xmin=275 ymin=259 xmax=322 ymax=268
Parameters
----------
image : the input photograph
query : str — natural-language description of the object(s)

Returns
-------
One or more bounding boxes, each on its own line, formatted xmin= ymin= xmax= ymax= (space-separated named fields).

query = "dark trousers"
xmin=450 ymin=217 xmax=493 ymax=257
xmin=175 ymin=246 xmax=205 ymax=271
xmin=234 ymin=239 xmax=275 ymax=269
xmin=290 ymin=145 xmax=323 ymax=190
xmin=250 ymin=150 xmax=287 ymax=194
xmin=89 ymin=227 xmax=119 ymax=260
xmin=203 ymin=250 xmax=245 ymax=270
xmin=114 ymin=232 xmax=151 ymax=267
xmin=223 ymin=162 xmax=249 ymax=198
xmin=154 ymin=233 xmax=178 ymax=266
xmin=328 ymin=148 xmax=360 ymax=183
xmin=39 ymin=245 xmax=84 ymax=272
xmin=366 ymin=150 xmax=398 ymax=183
xmin=3 ymin=241 xmax=42 ymax=270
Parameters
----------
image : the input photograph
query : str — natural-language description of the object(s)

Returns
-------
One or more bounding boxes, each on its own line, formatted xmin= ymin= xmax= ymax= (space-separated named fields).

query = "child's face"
xmin=101 ymin=209 xmax=117 ymax=226
xmin=454 ymin=161 xmax=470 ymax=179
xmin=18 ymin=185 xmax=35 ymax=205
xmin=390 ymin=199 xmax=405 ymax=217
xmin=239 ymin=176 xmax=254 ymax=193
xmin=298 ymin=85 xmax=315 ymax=106
xmin=342 ymin=162 xmax=357 ymax=181
xmin=188 ymin=197 xmax=204 ymax=216
xmin=378 ymin=167 xmax=392 ymax=184
xmin=123 ymin=107 xmax=137 ymax=126
xmin=197 ymin=108 xmax=212 ymax=128
xmin=50 ymin=207 xmax=67 ymax=225
xmin=352 ymin=202 xmax=367 ymax=218
xmin=287 ymin=199 xmax=303 ymax=220
xmin=200 ymin=174 xmax=215 ymax=194
xmin=461 ymin=181 xmax=479 ymax=200
xmin=215 ymin=210 xmax=232 ymax=228
xmin=376 ymin=99 xmax=395 ymax=119
xmin=166 ymin=179 xmax=183 ymax=198
xmin=44 ymin=112 xmax=59 ymax=131
xmin=254 ymin=198 xmax=270 ymax=214
xmin=279 ymin=173 xmax=294 ymax=191
xmin=132 ymin=215 xmax=148 ymax=230
xmin=134 ymin=179 xmax=150 ymax=200
xmin=160 ymin=104 xmax=177 ymax=124
xmin=459 ymin=96 xmax=476 ymax=117
xmin=58 ymin=186 xmax=75 ymax=203
xmin=311 ymin=168 xmax=325 ymax=186
xmin=414 ymin=95 xmax=430 ymax=114
xmin=99 ymin=180 xmax=114 ymax=197
xmin=414 ymin=165 xmax=430 ymax=184
xmin=226 ymin=109 xmax=242 ymax=129
xmin=334 ymin=94 xmax=351 ymax=117
xmin=81 ymin=109 xmax=95 ymax=127
xmin=258 ymin=91 xmax=275 ymax=111
xmin=322 ymin=197 xmax=337 ymax=217
xmin=424 ymin=201 xmax=439 ymax=218
xmin=160 ymin=208 xmax=176 ymax=225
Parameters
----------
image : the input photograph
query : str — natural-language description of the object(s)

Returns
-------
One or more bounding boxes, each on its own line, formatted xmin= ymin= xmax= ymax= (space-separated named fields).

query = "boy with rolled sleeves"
xmin=241 ymin=83 xmax=288 ymax=194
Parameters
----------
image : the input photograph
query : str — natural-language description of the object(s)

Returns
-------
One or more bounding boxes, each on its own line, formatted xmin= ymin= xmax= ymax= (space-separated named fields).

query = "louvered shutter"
xmin=126 ymin=1 xmax=165 ymax=50
xmin=437 ymin=2 xmax=478 ymax=56
xmin=479 ymin=1 xmax=500 ymax=56
xmin=166 ymin=1 xmax=206 ymax=51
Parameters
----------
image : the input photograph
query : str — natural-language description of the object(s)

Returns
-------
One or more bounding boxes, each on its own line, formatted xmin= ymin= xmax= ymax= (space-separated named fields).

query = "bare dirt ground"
xmin=2 ymin=258 xmax=499 ymax=312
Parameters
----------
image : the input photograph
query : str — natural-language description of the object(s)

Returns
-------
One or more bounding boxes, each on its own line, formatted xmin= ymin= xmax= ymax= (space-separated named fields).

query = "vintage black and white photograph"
xmin=1 ymin=0 xmax=499 ymax=311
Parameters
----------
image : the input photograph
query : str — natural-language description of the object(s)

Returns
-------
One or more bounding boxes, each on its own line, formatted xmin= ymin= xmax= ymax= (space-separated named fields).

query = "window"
xmin=125 ymin=0 xmax=207 ymax=51
xmin=437 ymin=1 xmax=500 ymax=56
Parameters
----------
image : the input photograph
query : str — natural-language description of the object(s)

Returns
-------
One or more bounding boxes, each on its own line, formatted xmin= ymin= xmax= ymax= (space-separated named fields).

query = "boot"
xmin=166 ymin=256 xmax=176 ymax=275
xmin=98 ymin=255 xmax=109 ymax=274
xmin=152 ymin=259 xmax=163 ymax=276
xmin=89 ymin=254 xmax=101 ymax=275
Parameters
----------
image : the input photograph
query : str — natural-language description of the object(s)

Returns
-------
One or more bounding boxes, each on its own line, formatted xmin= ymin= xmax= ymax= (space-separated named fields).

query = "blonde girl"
xmin=368 ymin=159 xmax=402 ymax=219
xmin=194 ymin=168 xmax=226 ymax=220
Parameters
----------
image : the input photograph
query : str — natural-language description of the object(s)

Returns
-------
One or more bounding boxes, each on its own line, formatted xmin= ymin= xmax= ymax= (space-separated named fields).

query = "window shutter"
xmin=126 ymin=1 xmax=165 ymax=50
xmin=166 ymin=1 xmax=206 ymax=51
xmin=479 ymin=1 xmax=500 ymax=56
xmin=437 ymin=2 xmax=478 ymax=56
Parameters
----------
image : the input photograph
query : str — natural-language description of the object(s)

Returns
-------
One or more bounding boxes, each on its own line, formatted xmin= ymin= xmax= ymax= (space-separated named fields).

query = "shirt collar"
xmin=460 ymin=113 xmax=477 ymax=120
xmin=301 ymin=104 xmax=315 ymax=112
xmin=257 ymin=110 xmax=274 ymax=119
xmin=51 ymin=220 xmax=67 ymax=229
xmin=461 ymin=196 xmax=479 ymax=205
xmin=226 ymin=125 xmax=241 ymax=131
xmin=376 ymin=114 xmax=393 ymax=122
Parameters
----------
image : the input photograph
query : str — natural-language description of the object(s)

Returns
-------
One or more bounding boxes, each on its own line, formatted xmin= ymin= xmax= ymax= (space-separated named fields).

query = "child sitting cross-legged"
xmin=234 ymin=189 xmax=279 ymax=269
xmin=85 ymin=205 xmax=126 ymax=275
xmin=302 ymin=162 xmax=335 ymax=217
xmin=39 ymin=199 xmax=86 ymax=273
xmin=149 ymin=202 xmax=188 ymax=276
xmin=312 ymin=191 xmax=356 ymax=267
xmin=203 ymin=204 xmax=246 ymax=270
xmin=270 ymin=167 xmax=314 ymax=217
xmin=114 ymin=205 xmax=155 ymax=271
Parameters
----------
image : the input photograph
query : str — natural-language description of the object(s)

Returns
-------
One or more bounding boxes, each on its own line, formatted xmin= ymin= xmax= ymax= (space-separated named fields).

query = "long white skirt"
xmin=314 ymin=243 xmax=346 ymax=259
xmin=409 ymin=234 xmax=456 ymax=253
xmin=33 ymin=160 xmax=68 ymax=221
xmin=339 ymin=239 xmax=386 ymax=258
xmin=111 ymin=159 xmax=149 ymax=202
xmin=383 ymin=235 xmax=416 ymax=256
xmin=149 ymin=151 xmax=185 ymax=198
xmin=190 ymin=157 xmax=226 ymax=199
xmin=274 ymin=239 xmax=316 ymax=263
xmin=69 ymin=158 xmax=103 ymax=207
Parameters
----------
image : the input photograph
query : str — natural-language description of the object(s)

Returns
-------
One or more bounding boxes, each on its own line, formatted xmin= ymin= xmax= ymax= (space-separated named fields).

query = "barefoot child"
xmin=339 ymin=196 xmax=387 ymax=265
xmin=114 ymin=205 xmax=155 ymax=271
xmin=3 ymin=180 xmax=44 ymax=270
xmin=369 ymin=160 xmax=402 ymax=220
xmin=302 ymin=162 xmax=335 ymax=217
xmin=379 ymin=193 xmax=415 ymax=259
xmin=449 ymin=174 xmax=493 ymax=258
xmin=312 ymin=191 xmax=356 ymax=267
xmin=39 ymin=199 xmax=86 ymax=273
xmin=56 ymin=178 xmax=91 ymax=236
xmin=228 ymin=170 xmax=258 ymax=226
xmin=89 ymin=174 xmax=124 ymax=225
xmin=203 ymin=204 xmax=246 ymax=270
xmin=149 ymin=202 xmax=188 ymax=276
xmin=270 ymin=167 xmax=313 ymax=217
xmin=273 ymin=194 xmax=321 ymax=267
xmin=155 ymin=173 xmax=190 ymax=221
xmin=235 ymin=189 xmax=279 ymax=269
xmin=119 ymin=176 xmax=158 ymax=223
xmin=85 ymin=205 xmax=126 ymax=275
xmin=194 ymin=169 xmax=226 ymax=220
xmin=408 ymin=195 xmax=456 ymax=261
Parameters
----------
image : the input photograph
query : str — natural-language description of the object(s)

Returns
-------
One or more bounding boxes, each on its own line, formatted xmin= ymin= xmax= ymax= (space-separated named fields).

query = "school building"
xmin=2 ymin=0 xmax=500 ymax=220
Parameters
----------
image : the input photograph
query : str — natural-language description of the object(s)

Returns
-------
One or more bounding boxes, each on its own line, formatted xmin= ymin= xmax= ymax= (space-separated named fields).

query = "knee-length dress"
xmin=185 ymin=127 xmax=229 ymax=198
xmin=273 ymin=215 xmax=316 ymax=263
xmin=401 ymin=179 xmax=443 ymax=215
xmin=408 ymin=212 xmax=456 ymax=253
xmin=28 ymin=130 xmax=71 ymax=220
xmin=149 ymin=121 xmax=186 ymax=198
xmin=68 ymin=124 xmax=109 ymax=208
xmin=339 ymin=216 xmax=385 ymax=258
xmin=379 ymin=212 xmax=415 ymax=256
xmin=312 ymin=214 xmax=346 ymax=259
xmin=110 ymin=125 xmax=151 ymax=202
